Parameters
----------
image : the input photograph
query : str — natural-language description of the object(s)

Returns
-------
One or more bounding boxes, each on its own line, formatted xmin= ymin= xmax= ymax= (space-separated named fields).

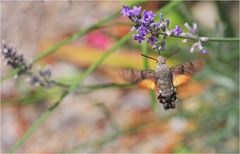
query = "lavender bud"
xmin=192 ymin=23 xmax=198 ymax=34
xmin=184 ymin=23 xmax=194 ymax=34
xmin=159 ymin=40 xmax=166 ymax=51
xmin=190 ymin=42 xmax=199 ymax=53
xmin=28 ymin=75 xmax=40 ymax=86
xmin=159 ymin=13 xmax=164 ymax=22
xmin=200 ymin=49 xmax=208 ymax=54
xmin=165 ymin=19 xmax=170 ymax=28
xmin=152 ymin=44 xmax=157 ymax=49
xmin=39 ymin=65 xmax=51 ymax=79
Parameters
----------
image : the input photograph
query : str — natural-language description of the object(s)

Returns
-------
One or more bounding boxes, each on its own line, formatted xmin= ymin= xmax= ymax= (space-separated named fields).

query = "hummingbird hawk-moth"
xmin=122 ymin=53 xmax=203 ymax=110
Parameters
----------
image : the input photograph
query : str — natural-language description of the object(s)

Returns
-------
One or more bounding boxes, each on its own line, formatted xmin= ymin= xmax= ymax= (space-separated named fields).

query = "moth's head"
xmin=157 ymin=56 xmax=166 ymax=64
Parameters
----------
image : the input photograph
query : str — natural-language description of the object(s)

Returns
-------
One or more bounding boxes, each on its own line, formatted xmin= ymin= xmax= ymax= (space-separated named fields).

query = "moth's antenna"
xmin=166 ymin=48 xmax=181 ymax=59
xmin=140 ymin=54 xmax=158 ymax=61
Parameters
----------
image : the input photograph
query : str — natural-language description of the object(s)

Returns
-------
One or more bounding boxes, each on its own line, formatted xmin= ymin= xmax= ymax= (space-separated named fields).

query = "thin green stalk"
xmin=2 ymin=83 xmax=134 ymax=105
xmin=172 ymin=35 xmax=240 ymax=42
xmin=8 ymin=34 xmax=131 ymax=153
xmin=1 ymin=1 xmax=143 ymax=83
xmin=68 ymin=34 xmax=130 ymax=92
xmin=7 ymin=90 xmax=68 ymax=154
xmin=207 ymin=37 xmax=240 ymax=42
xmin=141 ymin=42 xmax=157 ymax=112
xmin=85 ymin=83 xmax=134 ymax=90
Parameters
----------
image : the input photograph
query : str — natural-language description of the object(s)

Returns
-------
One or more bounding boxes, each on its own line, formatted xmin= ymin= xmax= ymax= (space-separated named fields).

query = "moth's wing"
xmin=171 ymin=60 xmax=203 ymax=87
xmin=122 ymin=69 xmax=156 ymax=90
xmin=122 ymin=69 xmax=156 ymax=82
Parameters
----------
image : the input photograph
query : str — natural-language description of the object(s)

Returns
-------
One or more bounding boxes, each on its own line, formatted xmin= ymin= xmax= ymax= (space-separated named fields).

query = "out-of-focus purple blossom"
xmin=171 ymin=25 xmax=182 ymax=36
xmin=27 ymin=65 xmax=54 ymax=88
xmin=121 ymin=5 xmax=131 ymax=17
xmin=147 ymin=36 xmax=157 ymax=45
xmin=134 ymin=34 xmax=145 ymax=43
xmin=1 ymin=41 xmax=56 ymax=88
xmin=130 ymin=6 xmax=141 ymax=16
xmin=142 ymin=10 xmax=155 ymax=24
xmin=138 ymin=25 xmax=148 ymax=36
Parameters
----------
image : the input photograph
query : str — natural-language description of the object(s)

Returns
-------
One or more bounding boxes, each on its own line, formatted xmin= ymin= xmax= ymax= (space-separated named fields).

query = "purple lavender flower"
xmin=121 ymin=5 xmax=131 ymax=17
xmin=142 ymin=10 xmax=155 ymax=24
xmin=147 ymin=36 xmax=157 ymax=45
xmin=137 ymin=25 xmax=148 ymax=36
xmin=130 ymin=6 xmax=141 ymax=16
xmin=134 ymin=34 xmax=145 ymax=43
xmin=171 ymin=25 xmax=182 ymax=36
xmin=120 ymin=5 xmax=208 ymax=55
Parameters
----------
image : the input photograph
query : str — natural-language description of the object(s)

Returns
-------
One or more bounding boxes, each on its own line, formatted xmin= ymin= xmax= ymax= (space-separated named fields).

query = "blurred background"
xmin=1 ymin=1 xmax=239 ymax=153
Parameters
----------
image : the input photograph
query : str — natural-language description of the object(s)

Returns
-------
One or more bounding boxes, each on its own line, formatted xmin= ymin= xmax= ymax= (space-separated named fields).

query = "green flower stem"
xmin=68 ymin=34 xmax=131 ymax=92
xmin=207 ymin=37 xmax=240 ymax=42
xmin=141 ymin=42 xmax=157 ymax=112
xmin=172 ymin=34 xmax=240 ymax=42
xmin=7 ymin=90 xmax=68 ymax=154
xmin=8 ymin=34 xmax=131 ymax=154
